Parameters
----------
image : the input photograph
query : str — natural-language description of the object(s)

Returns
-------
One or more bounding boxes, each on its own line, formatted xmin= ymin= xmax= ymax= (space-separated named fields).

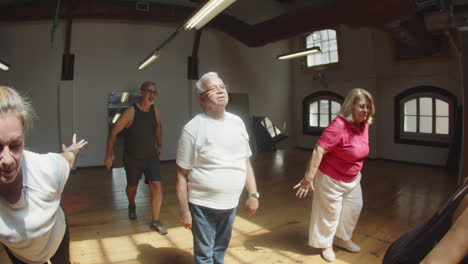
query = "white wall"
xmin=290 ymin=26 xmax=461 ymax=165
xmin=0 ymin=21 xmax=290 ymax=167
xmin=0 ymin=22 xmax=64 ymax=154
xmin=2 ymin=20 xmax=458 ymax=167
xmin=372 ymin=30 xmax=461 ymax=165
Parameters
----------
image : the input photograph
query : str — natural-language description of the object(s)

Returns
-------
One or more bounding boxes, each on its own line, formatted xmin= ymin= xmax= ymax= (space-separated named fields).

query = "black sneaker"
xmin=128 ymin=205 xmax=137 ymax=220
xmin=150 ymin=220 xmax=168 ymax=235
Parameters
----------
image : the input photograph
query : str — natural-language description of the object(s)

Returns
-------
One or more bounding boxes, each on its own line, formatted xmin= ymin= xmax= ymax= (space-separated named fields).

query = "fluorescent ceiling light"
xmin=277 ymin=47 xmax=321 ymax=60
xmin=137 ymin=0 xmax=235 ymax=69
xmin=120 ymin=92 xmax=129 ymax=103
xmin=184 ymin=0 xmax=237 ymax=30
xmin=112 ymin=113 xmax=121 ymax=124
xmin=0 ymin=60 xmax=10 ymax=71
xmin=138 ymin=51 xmax=160 ymax=70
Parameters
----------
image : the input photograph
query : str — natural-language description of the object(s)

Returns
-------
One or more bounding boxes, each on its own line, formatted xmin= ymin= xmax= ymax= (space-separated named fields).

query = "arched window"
xmin=395 ymin=86 xmax=457 ymax=147
xmin=302 ymin=29 xmax=340 ymax=72
xmin=303 ymin=91 xmax=344 ymax=135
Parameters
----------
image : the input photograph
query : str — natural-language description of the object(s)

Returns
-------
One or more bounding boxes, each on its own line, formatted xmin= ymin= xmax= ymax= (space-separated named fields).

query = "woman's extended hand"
xmin=293 ymin=177 xmax=315 ymax=198
xmin=62 ymin=133 xmax=88 ymax=156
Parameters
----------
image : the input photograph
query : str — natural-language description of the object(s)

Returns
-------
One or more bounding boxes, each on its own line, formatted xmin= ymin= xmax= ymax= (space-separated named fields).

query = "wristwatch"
xmin=248 ymin=192 xmax=260 ymax=199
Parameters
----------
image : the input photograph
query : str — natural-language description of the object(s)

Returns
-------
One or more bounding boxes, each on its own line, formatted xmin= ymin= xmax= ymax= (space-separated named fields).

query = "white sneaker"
xmin=321 ymin=247 xmax=336 ymax=262
xmin=334 ymin=237 xmax=361 ymax=253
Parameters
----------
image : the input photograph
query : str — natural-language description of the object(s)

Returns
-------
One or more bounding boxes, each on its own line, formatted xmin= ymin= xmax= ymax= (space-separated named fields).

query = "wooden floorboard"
xmin=0 ymin=149 xmax=457 ymax=263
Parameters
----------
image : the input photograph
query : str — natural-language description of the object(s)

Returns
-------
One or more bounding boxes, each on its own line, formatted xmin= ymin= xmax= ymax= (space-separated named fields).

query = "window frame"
xmin=303 ymin=91 xmax=344 ymax=136
xmin=394 ymin=86 xmax=457 ymax=147
xmin=300 ymin=28 xmax=343 ymax=73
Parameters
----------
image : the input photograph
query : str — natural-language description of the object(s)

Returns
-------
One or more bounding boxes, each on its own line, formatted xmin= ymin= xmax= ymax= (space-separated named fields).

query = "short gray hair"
xmin=0 ymin=86 xmax=35 ymax=131
xmin=195 ymin=72 xmax=220 ymax=94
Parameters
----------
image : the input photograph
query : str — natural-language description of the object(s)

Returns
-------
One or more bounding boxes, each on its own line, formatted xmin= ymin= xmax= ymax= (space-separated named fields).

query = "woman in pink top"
xmin=294 ymin=88 xmax=375 ymax=262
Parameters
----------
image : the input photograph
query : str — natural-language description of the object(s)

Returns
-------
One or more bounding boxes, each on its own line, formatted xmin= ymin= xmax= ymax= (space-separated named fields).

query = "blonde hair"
xmin=0 ymin=86 xmax=35 ymax=131
xmin=340 ymin=88 xmax=375 ymax=124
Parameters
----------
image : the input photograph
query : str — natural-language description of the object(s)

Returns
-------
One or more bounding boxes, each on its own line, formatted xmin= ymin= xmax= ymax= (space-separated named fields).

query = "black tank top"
xmin=383 ymin=185 xmax=468 ymax=264
xmin=124 ymin=103 xmax=157 ymax=159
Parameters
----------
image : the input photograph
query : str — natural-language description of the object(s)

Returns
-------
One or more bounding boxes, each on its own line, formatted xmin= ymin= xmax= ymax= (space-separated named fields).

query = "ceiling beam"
xmin=0 ymin=0 xmax=436 ymax=51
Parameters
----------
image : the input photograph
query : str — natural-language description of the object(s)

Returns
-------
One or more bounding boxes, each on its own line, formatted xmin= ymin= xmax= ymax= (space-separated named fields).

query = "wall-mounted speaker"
xmin=188 ymin=56 xmax=199 ymax=80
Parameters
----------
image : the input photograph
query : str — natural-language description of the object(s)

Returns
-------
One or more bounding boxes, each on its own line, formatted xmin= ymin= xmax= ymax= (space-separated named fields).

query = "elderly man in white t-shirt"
xmin=176 ymin=72 xmax=259 ymax=264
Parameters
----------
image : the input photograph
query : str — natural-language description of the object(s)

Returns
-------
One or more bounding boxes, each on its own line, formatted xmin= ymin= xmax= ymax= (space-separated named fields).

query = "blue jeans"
xmin=189 ymin=203 xmax=237 ymax=264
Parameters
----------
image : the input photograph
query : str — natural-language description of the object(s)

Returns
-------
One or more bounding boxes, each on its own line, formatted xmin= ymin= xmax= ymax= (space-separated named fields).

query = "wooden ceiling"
xmin=0 ymin=0 xmax=455 ymax=54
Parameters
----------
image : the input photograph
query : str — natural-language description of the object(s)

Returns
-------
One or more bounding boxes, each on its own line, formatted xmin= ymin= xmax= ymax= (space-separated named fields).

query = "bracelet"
xmin=304 ymin=177 xmax=314 ymax=182
xmin=68 ymin=150 xmax=77 ymax=157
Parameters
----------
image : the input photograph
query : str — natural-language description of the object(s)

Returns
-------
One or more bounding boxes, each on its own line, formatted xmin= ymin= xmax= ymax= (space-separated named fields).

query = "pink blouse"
xmin=317 ymin=116 xmax=369 ymax=183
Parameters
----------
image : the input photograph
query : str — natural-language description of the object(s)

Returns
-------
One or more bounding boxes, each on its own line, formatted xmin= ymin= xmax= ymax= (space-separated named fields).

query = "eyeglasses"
xmin=144 ymin=89 xmax=158 ymax=95
xmin=199 ymin=84 xmax=228 ymax=95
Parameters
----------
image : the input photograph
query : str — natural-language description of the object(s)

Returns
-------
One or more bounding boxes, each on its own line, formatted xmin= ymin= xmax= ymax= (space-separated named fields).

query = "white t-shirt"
xmin=176 ymin=112 xmax=252 ymax=210
xmin=0 ymin=150 xmax=70 ymax=264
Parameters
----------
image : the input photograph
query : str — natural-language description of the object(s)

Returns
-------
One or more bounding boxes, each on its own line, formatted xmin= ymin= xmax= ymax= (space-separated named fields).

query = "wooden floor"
xmin=0 ymin=149 xmax=458 ymax=264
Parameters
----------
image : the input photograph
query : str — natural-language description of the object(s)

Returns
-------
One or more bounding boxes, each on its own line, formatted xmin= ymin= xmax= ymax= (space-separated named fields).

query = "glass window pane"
xmin=419 ymin=97 xmax=432 ymax=116
xmin=331 ymin=114 xmax=337 ymax=120
xmin=310 ymin=114 xmax=318 ymax=127
xmin=321 ymin=40 xmax=330 ymax=52
xmin=404 ymin=116 xmax=417 ymax=132
xmin=436 ymin=99 xmax=449 ymax=116
xmin=436 ymin=117 xmax=449 ymax=134
xmin=331 ymin=101 xmax=340 ymax=114
xmin=329 ymin=39 xmax=337 ymax=51
xmin=420 ymin=116 xmax=432 ymax=133
xmin=319 ymin=99 xmax=329 ymax=114
xmin=310 ymin=101 xmax=318 ymax=114
xmin=321 ymin=30 xmax=328 ymax=40
xmin=404 ymin=99 xmax=416 ymax=115
xmin=322 ymin=52 xmax=330 ymax=64
xmin=319 ymin=114 xmax=329 ymax=127
xmin=330 ymin=50 xmax=338 ymax=63
xmin=313 ymin=32 xmax=320 ymax=41
xmin=328 ymin=29 xmax=336 ymax=40
xmin=307 ymin=55 xmax=314 ymax=66
xmin=316 ymin=42 xmax=323 ymax=53
xmin=306 ymin=35 xmax=314 ymax=47
xmin=314 ymin=53 xmax=323 ymax=65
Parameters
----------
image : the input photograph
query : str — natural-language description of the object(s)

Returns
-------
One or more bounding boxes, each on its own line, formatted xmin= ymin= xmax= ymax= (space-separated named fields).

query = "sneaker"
xmin=321 ymin=247 xmax=335 ymax=262
xmin=150 ymin=220 xmax=168 ymax=235
xmin=128 ymin=205 xmax=137 ymax=220
xmin=334 ymin=237 xmax=361 ymax=253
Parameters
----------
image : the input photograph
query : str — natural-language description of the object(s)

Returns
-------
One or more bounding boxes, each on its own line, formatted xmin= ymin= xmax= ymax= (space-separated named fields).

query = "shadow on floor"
xmin=243 ymin=228 xmax=321 ymax=257
xmin=136 ymin=244 xmax=193 ymax=264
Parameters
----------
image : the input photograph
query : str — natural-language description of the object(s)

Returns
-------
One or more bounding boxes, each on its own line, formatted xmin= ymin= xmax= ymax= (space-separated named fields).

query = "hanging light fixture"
xmin=0 ymin=60 xmax=10 ymax=71
xmin=138 ymin=0 xmax=236 ymax=70
xmin=138 ymin=50 xmax=161 ymax=70
xmin=184 ymin=0 xmax=237 ymax=30
xmin=277 ymin=47 xmax=321 ymax=60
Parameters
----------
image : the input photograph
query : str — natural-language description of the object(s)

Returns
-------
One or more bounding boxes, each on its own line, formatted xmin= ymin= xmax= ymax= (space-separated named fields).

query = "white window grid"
xmin=306 ymin=29 xmax=339 ymax=67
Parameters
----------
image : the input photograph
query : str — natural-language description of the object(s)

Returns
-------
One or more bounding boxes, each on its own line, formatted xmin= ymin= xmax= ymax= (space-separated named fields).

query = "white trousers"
xmin=308 ymin=170 xmax=363 ymax=249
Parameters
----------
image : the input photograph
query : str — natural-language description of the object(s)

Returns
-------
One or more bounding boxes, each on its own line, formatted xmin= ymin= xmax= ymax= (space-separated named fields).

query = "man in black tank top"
xmin=104 ymin=81 xmax=167 ymax=235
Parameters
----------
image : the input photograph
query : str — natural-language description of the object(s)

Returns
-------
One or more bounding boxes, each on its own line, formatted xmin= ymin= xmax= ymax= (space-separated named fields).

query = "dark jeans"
xmin=4 ymin=224 xmax=70 ymax=264
xmin=189 ymin=203 xmax=237 ymax=264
